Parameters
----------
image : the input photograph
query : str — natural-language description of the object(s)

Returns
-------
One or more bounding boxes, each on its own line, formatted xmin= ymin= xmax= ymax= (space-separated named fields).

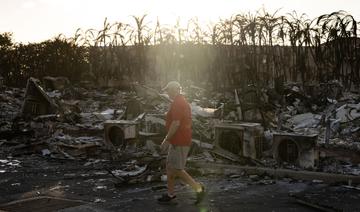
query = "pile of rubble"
xmin=1 ymin=77 xmax=360 ymax=184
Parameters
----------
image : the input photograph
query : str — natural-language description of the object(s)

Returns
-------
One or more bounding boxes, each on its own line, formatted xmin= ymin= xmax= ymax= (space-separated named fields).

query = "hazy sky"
xmin=1 ymin=0 xmax=359 ymax=43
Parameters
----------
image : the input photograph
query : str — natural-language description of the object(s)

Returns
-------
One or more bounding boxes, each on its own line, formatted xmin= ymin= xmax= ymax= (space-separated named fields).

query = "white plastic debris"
xmin=336 ymin=103 xmax=360 ymax=123
xmin=41 ymin=149 xmax=51 ymax=156
xmin=190 ymin=102 xmax=217 ymax=118
xmin=112 ymin=165 xmax=147 ymax=177
xmin=161 ymin=175 xmax=167 ymax=182
xmin=289 ymin=113 xmax=321 ymax=129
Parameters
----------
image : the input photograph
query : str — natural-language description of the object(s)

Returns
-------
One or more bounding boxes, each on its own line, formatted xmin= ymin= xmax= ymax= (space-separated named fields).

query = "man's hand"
xmin=160 ymin=138 xmax=169 ymax=152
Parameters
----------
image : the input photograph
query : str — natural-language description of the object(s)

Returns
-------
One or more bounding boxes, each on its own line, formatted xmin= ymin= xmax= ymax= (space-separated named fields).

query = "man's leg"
xmin=162 ymin=145 xmax=205 ymax=204
xmin=158 ymin=164 xmax=177 ymax=203
xmin=174 ymin=169 xmax=202 ymax=192
xmin=173 ymin=169 xmax=205 ymax=204
xmin=166 ymin=165 xmax=176 ymax=196
xmin=168 ymin=146 xmax=203 ymax=193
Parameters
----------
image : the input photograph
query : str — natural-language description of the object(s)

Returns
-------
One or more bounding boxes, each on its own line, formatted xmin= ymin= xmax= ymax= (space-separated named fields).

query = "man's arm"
xmin=165 ymin=120 xmax=180 ymax=141
xmin=161 ymin=120 xmax=180 ymax=151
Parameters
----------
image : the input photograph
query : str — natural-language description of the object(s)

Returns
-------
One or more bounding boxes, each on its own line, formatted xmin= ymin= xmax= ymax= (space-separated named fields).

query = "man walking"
xmin=157 ymin=81 xmax=205 ymax=204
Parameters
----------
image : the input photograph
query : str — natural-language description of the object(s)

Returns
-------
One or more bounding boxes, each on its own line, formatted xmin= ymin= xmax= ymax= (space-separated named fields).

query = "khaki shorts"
xmin=167 ymin=144 xmax=190 ymax=170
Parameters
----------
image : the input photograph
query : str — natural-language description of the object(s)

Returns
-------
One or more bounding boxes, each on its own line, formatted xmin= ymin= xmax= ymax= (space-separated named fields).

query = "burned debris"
xmin=1 ymin=76 xmax=360 ymax=211
xmin=1 ymin=77 xmax=359 ymax=170
xmin=21 ymin=78 xmax=58 ymax=117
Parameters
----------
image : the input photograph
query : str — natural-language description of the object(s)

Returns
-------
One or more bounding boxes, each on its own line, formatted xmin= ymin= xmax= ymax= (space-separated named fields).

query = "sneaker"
xmin=195 ymin=183 xmax=205 ymax=204
xmin=157 ymin=194 xmax=177 ymax=204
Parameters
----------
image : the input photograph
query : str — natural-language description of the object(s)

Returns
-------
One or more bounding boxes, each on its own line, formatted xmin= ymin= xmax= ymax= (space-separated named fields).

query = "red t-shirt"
xmin=165 ymin=94 xmax=192 ymax=146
